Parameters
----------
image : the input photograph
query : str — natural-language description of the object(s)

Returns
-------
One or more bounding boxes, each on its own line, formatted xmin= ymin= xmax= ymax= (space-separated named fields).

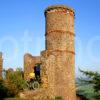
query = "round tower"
xmin=45 ymin=5 xmax=75 ymax=52
xmin=41 ymin=5 xmax=76 ymax=100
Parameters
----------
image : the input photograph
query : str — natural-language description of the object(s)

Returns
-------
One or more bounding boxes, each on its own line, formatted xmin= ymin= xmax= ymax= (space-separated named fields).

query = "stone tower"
xmin=41 ymin=5 xmax=76 ymax=100
xmin=0 ymin=52 xmax=3 ymax=80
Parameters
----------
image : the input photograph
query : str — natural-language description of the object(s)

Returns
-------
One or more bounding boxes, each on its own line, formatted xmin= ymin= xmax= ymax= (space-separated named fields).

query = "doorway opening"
xmin=34 ymin=63 xmax=41 ymax=83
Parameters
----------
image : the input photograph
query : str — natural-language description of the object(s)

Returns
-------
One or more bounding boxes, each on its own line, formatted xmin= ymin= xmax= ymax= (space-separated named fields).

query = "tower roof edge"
xmin=45 ymin=5 xmax=74 ymax=14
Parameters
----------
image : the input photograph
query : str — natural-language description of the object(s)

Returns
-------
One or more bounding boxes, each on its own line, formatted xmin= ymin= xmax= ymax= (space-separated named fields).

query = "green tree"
xmin=6 ymin=68 xmax=26 ymax=90
xmin=77 ymin=69 xmax=100 ymax=99
xmin=3 ymin=68 xmax=27 ymax=97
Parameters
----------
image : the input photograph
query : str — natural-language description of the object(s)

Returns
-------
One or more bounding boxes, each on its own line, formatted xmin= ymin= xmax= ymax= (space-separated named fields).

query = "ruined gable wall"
xmin=24 ymin=53 xmax=40 ymax=80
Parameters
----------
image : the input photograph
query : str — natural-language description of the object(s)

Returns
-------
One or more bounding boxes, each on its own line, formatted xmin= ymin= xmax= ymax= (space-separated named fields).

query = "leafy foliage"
xmin=0 ymin=68 xmax=27 ymax=99
xmin=79 ymin=69 xmax=100 ymax=93
xmin=77 ymin=69 xmax=100 ymax=99
xmin=7 ymin=68 xmax=25 ymax=89
xmin=6 ymin=68 xmax=26 ymax=90
xmin=0 ymin=80 xmax=8 ymax=99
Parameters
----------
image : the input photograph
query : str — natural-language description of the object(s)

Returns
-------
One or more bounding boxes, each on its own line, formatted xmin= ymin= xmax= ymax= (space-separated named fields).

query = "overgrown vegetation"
xmin=2 ymin=67 xmax=100 ymax=100
xmin=77 ymin=69 xmax=100 ymax=100
xmin=0 ymin=68 xmax=26 ymax=99
xmin=0 ymin=66 xmax=42 ymax=99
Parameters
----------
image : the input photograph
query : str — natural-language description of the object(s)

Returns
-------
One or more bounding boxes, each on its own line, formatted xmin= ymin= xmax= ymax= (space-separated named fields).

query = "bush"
xmin=0 ymin=68 xmax=27 ymax=99
xmin=0 ymin=80 xmax=8 ymax=99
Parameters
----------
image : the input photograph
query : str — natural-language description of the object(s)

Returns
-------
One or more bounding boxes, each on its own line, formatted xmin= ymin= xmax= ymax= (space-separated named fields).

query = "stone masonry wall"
xmin=24 ymin=53 xmax=40 ymax=80
xmin=41 ymin=5 xmax=76 ymax=100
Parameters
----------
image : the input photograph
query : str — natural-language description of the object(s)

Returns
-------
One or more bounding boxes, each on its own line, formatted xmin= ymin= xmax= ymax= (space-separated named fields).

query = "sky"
xmin=0 ymin=0 xmax=100 ymax=76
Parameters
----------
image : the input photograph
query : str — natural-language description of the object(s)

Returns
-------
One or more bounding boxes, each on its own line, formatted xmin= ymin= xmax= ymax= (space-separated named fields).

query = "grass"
xmin=4 ymin=97 xmax=63 ymax=100
xmin=4 ymin=98 xmax=25 ymax=100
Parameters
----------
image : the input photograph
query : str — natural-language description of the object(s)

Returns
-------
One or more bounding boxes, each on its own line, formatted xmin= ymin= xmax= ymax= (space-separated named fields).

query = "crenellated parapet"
xmin=45 ymin=5 xmax=75 ymax=17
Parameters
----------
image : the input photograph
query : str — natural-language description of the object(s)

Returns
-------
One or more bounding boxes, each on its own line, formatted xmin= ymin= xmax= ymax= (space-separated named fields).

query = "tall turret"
xmin=41 ymin=5 xmax=76 ymax=100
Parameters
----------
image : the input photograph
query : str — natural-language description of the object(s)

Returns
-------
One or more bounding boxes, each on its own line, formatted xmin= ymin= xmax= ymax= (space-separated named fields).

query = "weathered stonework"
xmin=0 ymin=52 xmax=3 ymax=80
xmin=23 ymin=5 xmax=76 ymax=100
xmin=41 ymin=5 xmax=76 ymax=100
xmin=24 ymin=53 xmax=40 ymax=80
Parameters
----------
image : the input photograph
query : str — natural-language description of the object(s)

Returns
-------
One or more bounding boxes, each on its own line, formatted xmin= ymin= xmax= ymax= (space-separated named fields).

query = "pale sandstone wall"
xmin=24 ymin=53 xmax=40 ymax=80
xmin=41 ymin=5 xmax=76 ymax=100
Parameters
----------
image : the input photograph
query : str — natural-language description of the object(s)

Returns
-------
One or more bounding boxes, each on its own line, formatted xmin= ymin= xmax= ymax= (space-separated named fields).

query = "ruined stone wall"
xmin=41 ymin=5 xmax=76 ymax=100
xmin=0 ymin=52 xmax=3 ymax=80
xmin=24 ymin=53 xmax=40 ymax=80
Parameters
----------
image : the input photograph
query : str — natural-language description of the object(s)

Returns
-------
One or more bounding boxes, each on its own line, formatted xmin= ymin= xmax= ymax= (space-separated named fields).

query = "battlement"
xmin=45 ymin=5 xmax=75 ymax=16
